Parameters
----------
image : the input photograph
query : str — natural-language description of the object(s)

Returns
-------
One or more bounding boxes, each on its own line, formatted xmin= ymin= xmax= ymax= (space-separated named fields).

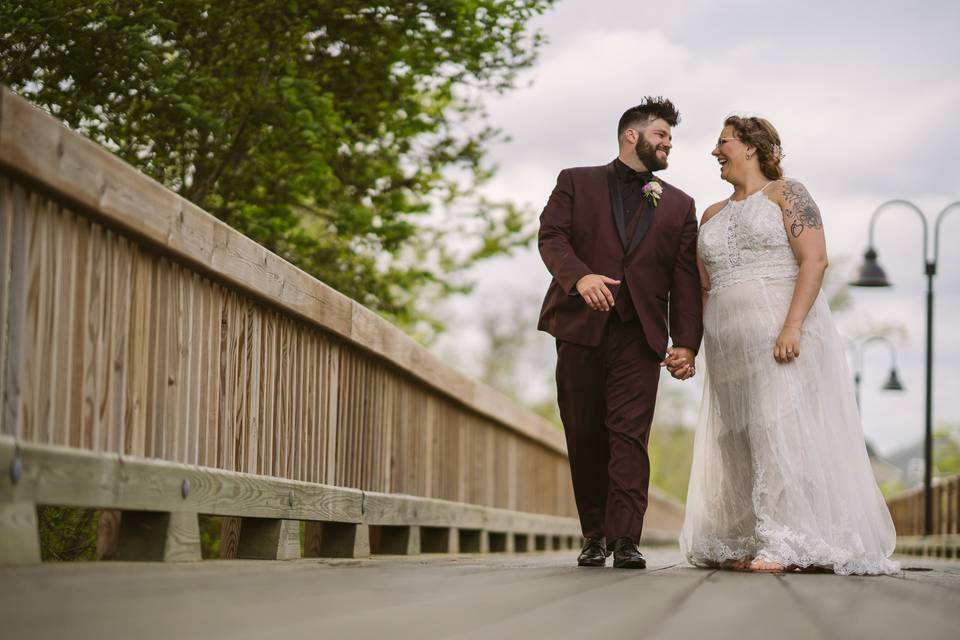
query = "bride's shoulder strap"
xmin=761 ymin=178 xmax=784 ymax=195
xmin=700 ymin=199 xmax=728 ymax=226
xmin=761 ymin=178 xmax=788 ymax=206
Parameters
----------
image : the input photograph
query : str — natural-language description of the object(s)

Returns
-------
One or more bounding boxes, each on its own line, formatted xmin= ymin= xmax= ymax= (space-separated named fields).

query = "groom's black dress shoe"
xmin=577 ymin=537 xmax=609 ymax=567
xmin=611 ymin=537 xmax=646 ymax=569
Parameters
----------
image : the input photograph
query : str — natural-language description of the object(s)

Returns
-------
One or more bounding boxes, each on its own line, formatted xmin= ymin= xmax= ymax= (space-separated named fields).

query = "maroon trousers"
xmin=556 ymin=315 xmax=661 ymax=543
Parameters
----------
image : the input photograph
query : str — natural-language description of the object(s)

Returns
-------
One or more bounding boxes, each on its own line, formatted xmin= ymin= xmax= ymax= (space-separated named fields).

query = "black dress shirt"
xmin=613 ymin=158 xmax=654 ymax=228
xmin=611 ymin=159 xmax=654 ymax=323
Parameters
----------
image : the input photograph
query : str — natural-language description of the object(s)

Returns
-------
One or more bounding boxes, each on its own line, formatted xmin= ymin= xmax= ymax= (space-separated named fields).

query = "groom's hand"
xmin=576 ymin=274 xmax=620 ymax=312
xmin=662 ymin=347 xmax=696 ymax=380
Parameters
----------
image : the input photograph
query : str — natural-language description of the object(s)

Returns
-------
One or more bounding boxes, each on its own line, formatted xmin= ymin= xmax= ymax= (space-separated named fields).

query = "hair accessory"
xmin=771 ymin=144 xmax=784 ymax=161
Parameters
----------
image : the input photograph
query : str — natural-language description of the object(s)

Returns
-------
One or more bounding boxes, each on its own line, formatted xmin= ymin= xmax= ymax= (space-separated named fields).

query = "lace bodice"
xmin=698 ymin=190 xmax=799 ymax=292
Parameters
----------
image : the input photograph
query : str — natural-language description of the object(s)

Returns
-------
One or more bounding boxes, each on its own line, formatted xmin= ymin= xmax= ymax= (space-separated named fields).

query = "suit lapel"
xmin=627 ymin=197 xmax=655 ymax=255
xmin=606 ymin=162 xmax=629 ymax=250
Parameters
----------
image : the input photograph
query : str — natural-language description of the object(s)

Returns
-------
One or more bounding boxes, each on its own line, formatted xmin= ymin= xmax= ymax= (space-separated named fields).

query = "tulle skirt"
xmin=680 ymin=278 xmax=900 ymax=575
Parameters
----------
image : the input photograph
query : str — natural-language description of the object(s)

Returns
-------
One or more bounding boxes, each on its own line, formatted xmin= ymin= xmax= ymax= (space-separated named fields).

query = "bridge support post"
xmin=370 ymin=524 xmax=421 ymax=555
xmin=455 ymin=528 xmax=484 ymax=553
xmin=488 ymin=531 xmax=509 ymax=552
xmin=116 ymin=511 xmax=201 ymax=562
xmin=96 ymin=510 xmax=122 ymax=560
xmin=420 ymin=526 xmax=459 ymax=553
xmin=513 ymin=533 xmax=529 ymax=552
xmin=479 ymin=530 xmax=490 ymax=553
xmin=0 ymin=501 xmax=41 ymax=564
xmin=304 ymin=521 xmax=370 ymax=558
xmin=235 ymin=518 xmax=302 ymax=560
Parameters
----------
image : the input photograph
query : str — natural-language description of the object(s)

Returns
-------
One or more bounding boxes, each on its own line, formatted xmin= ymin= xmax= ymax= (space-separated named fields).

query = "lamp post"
xmin=851 ymin=200 xmax=960 ymax=536
xmin=850 ymin=336 xmax=905 ymax=411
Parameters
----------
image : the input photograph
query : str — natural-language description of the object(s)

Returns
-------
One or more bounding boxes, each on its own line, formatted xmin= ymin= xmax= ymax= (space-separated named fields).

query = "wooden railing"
xmin=0 ymin=87 xmax=683 ymax=563
xmin=887 ymin=475 xmax=960 ymax=557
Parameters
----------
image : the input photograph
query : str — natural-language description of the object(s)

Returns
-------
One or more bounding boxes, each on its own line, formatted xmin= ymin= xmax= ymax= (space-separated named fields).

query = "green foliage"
xmin=648 ymin=428 xmax=696 ymax=503
xmin=878 ymin=479 xmax=905 ymax=498
xmin=199 ymin=514 xmax=223 ymax=559
xmin=1 ymin=0 xmax=553 ymax=333
xmin=934 ymin=426 xmax=960 ymax=477
xmin=37 ymin=506 xmax=98 ymax=561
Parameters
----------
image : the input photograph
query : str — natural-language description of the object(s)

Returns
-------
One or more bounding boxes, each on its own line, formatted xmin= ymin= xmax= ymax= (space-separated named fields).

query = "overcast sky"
xmin=432 ymin=0 xmax=960 ymax=457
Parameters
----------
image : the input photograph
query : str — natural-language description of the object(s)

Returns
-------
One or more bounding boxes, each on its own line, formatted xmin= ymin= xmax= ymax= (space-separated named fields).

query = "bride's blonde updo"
xmin=724 ymin=115 xmax=784 ymax=181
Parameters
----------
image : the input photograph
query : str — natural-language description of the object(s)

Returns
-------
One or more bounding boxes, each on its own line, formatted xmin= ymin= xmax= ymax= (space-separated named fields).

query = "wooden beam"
xmin=235 ymin=518 xmax=301 ymax=560
xmin=0 ymin=436 xmax=363 ymax=522
xmin=371 ymin=525 xmax=420 ymax=555
xmin=95 ymin=509 xmax=122 ymax=560
xmin=308 ymin=522 xmax=370 ymax=559
xmin=116 ymin=510 xmax=201 ymax=562
xmin=0 ymin=437 xmax=586 ymax=564
xmin=362 ymin=490 xmax=581 ymax=536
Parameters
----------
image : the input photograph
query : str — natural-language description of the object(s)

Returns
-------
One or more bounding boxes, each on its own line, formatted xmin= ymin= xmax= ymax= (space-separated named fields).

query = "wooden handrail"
xmin=0 ymin=87 xmax=565 ymax=456
xmin=886 ymin=475 xmax=960 ymax=537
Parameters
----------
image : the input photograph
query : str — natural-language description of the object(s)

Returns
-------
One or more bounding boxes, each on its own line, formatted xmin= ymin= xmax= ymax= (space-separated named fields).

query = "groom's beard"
xmin=635 ymin=137 xmax=668 ymax=171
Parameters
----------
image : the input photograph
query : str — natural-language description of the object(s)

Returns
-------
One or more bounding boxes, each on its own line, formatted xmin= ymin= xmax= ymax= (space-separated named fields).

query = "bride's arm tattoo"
xmin=782 ymin=181 xmax=822 ymax=238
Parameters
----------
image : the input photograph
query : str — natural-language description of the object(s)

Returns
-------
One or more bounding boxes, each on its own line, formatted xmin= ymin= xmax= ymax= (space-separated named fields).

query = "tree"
xmin=1 ymin=0 xmax=553 ymax=334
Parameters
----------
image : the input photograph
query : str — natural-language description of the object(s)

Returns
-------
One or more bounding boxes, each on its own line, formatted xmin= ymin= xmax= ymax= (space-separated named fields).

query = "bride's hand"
xmin=774 ymin=326 xmax=801 ymax=363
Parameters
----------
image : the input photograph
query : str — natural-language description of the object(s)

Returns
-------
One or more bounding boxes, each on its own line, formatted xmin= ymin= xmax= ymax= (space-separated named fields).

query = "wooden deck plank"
xmin=2 ymin=551 xmax=958 ymax=640
xmin=649 ymin=569 xmax=824 ymax=640
xmin=780 ymin=569 xmax=960 ymax=639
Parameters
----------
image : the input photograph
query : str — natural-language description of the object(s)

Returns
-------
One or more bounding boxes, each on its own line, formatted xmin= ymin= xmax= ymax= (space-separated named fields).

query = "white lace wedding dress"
xmin=679 ymin=188 xmax=900 ymax=575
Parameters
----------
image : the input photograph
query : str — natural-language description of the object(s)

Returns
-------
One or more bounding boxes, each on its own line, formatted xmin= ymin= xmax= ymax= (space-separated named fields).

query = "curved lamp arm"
xmin=867 ymin=200 xmax=929 ymax=269
xmin=856 ymin=335 xmax=899 ymax=375
xmin=933 ymin=201 xmax=960 ymax=269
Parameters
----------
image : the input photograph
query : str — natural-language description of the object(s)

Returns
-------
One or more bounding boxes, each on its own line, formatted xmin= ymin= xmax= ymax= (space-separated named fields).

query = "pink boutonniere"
xmin=642 ymin=179 xmax=663 ymax=207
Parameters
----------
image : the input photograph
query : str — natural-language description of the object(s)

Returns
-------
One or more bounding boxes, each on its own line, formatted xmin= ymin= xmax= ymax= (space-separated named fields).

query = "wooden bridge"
xmin=1 ymin=87 xmax=959 ymax=638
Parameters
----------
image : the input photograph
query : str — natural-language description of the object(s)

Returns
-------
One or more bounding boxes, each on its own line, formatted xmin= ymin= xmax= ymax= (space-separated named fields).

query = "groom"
xmin=538 ymin=97 xmax=703 ymax=568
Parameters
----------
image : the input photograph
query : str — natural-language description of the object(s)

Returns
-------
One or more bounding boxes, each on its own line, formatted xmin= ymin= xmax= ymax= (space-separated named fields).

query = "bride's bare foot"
xmin=749 ymin=559 xmax=784 ymax=573
xmin=732 ymin=557 xmax=753 ymax=571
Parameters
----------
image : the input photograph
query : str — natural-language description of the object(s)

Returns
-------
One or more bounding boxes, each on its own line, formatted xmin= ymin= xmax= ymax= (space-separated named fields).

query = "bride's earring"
xmin=746 ymin=153 xmax=753 ymax=160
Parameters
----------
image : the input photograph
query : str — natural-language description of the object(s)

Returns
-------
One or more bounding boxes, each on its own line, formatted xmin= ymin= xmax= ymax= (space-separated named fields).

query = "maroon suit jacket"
xmin=537 ymin=161 xmax=703 ymax=356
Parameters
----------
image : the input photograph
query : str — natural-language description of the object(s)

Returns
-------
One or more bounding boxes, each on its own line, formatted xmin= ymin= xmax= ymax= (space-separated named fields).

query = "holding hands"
xmin=663 ymin=346 xmax=696 ymax=380
xmin=576 ymin=274 xmax=620 ymax=312
xmin=774 ymin=325 xmax=801 ymax=363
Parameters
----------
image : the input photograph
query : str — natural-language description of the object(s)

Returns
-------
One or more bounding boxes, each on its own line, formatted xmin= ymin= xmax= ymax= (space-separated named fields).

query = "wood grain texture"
xmin=95 ymin=509 xmax=121 ymax=560
xmin=1 ymin=182 xmax=27 ymax=437
xmin=0 ymin=501 xmax=41 ymax=564
xmin=0 ymin=438 xmax=584 ymax=560
xmin=115 ymin=510 xmax=201 ymax=562
xmin=235 ymin=517 xmax=300 ymax=560
xmin=0 ymin=179 xmax=12 ymax=436
xmin=1 ymin=437 xmax=363 ymax=523
xmin=219 ymin=516 xmax=242 ymax=559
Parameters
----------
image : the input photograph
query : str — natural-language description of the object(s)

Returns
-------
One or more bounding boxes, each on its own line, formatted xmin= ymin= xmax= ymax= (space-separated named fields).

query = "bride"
xmin=675 ymin=115 xmax=899 ymax=575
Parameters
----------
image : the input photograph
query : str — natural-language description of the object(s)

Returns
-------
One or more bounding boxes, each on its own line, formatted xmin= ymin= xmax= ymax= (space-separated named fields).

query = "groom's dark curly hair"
xmin=617 ymin=97 xmax=681 ymax=138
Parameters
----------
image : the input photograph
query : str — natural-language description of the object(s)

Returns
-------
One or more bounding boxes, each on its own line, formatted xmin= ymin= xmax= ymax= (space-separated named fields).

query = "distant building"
xmin=865 ymin=440 xmax=904 ymax=488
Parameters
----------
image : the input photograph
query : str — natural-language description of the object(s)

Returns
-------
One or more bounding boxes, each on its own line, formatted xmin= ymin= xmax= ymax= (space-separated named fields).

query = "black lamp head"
xmin=851 ymin=247 xmax=891 ymax=287
xmin=882 ymin=368 xmax=905 ymax=391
